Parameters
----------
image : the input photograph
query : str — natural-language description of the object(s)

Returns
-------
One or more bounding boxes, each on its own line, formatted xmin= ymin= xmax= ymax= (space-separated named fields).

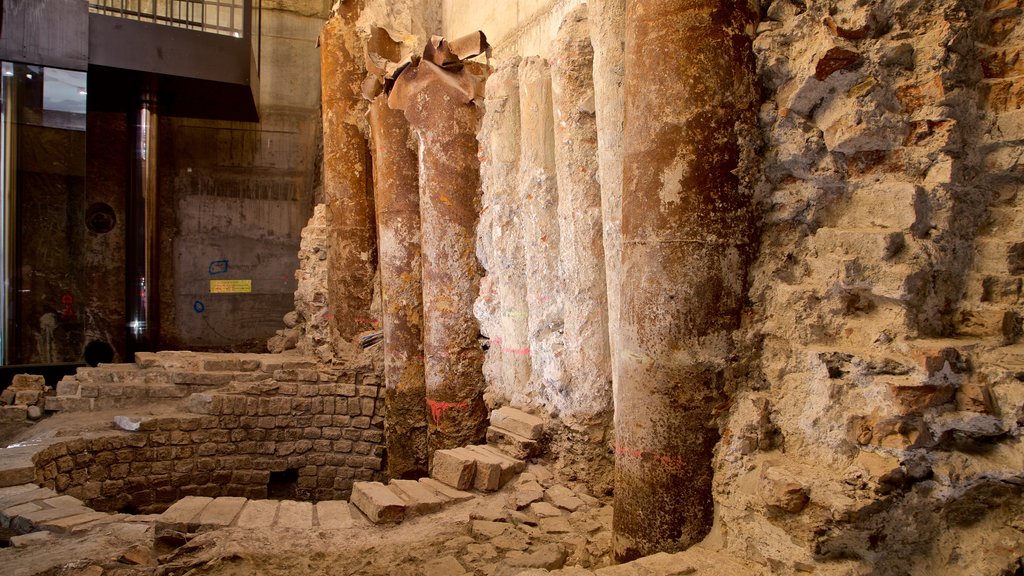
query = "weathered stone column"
xmin=320 ymin=1 xmax=377 ymax=346
xmin=368 ymin=94 xmax=428 ymax=479
xmin=551 ymin=7 xmax=612 ymax=427
xmin=518 ymin=57 xmax=565 ymax=411
xmin=391 ymin=55 xmax=488 ymax=453
xmin=587 ymin=0 xmax=626 ymax=402
xmin=614 ymin=0 xmax=760 ymax=562
xmin=477 ymin=59 xmax=532 ymax=406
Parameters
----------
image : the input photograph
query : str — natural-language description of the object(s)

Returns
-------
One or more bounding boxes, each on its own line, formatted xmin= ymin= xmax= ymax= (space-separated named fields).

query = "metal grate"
xmin=88 ymin=0 xmax=247 ymax=37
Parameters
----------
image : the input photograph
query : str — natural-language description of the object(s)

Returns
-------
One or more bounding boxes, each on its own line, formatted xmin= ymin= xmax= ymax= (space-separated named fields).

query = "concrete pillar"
xmin=390 ymin=59 xmax=488 ymax=453
xmin=477 ymin=59 xmax=532 ymax=407
xmin=368 ymin=94 xmax=428 ymax=479
xmin=613 ymin=0 xmax=760 ymax=562
xmin=517 ymin=57 xmax=564 ymax=411
xmin=551 ymin=7 xmax=612 ymax=427
xmin=587 ymin=0 xmax=626 ymax=408
xmin=320 ymin=2 xmax=377 ymax=346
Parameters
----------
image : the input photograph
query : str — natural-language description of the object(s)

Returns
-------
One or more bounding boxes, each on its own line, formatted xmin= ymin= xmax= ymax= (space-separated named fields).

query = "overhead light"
xmin=78 ymin=88 xmax=88 ymax=95
xmin=25 ymin=73 xmax=33 ymax=80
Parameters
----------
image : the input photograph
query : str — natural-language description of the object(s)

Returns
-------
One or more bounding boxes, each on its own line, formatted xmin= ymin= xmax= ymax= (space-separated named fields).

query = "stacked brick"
xmin=30 ymin=353 xmax=386 ymax=513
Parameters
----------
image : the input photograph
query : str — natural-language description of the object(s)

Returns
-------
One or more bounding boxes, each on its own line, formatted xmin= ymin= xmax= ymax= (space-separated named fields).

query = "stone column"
xmin=551 ymin=7 xmax=612 ymax=427
xmin=390 ymin=59 xmax=488 ymax=453
xmin=368 ymin=94 xmax=428 ymax=479
xmin=613 ymin=0 xmax=760 ymax=562
xmin=477 ymin=59 xmax=532 ymax=406
xmin=587 ymin=0 xmax=626 ymax=404
xmin=517 ymin=57 xmax=565 ymax=411
xmin=320 ymin=2 xmax=377 ymax=347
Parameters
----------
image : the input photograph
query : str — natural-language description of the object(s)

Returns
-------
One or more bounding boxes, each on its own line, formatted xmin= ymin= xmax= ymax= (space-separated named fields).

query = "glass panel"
xmin=0 ymin=63 xmax=89 ymax=365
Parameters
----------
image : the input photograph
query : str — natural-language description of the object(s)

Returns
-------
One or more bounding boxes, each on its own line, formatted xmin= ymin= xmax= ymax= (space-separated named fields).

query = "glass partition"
xmin=0 ymin=63 xmax=89 ymax=365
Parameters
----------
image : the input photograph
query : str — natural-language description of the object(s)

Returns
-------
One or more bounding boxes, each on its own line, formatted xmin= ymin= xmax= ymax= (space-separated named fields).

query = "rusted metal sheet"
xmin=368 ymin=92 xmax=429 ymax=479
xmin=614 ymin=0 xmax=760 ymax=562
xmin=389 ymin=36 xmax=490 ymax=454
xmin=320 ymin=3 xmax=378 ymax=346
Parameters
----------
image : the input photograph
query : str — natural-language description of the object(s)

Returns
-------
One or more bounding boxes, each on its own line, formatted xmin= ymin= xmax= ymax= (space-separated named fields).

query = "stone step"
xmin=418 ymin=478 xmax=475 ymax=504
xmin=462 ymin=445 xmax=522 ymax=490
xmin=486 ymin=426 xmax=539 ymax=459
xmin=0 ymin=485 xmax=113 ymax=535
xmin=490 ymin=407 xmax=545 ymax=441
xmin=388 ymin=479 xmax=447 ymax=515
xmin=156 ymin=495 xmax=354 ymax=532
xmin=431 ymin=448 xmax=478 ymax=490
xmin=350 ymin=481 xmax=406 ymax=524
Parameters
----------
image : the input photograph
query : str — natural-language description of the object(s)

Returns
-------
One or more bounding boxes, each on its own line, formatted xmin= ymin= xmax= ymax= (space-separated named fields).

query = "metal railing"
xmin=88 ymin=0 xmax=249 ymax=37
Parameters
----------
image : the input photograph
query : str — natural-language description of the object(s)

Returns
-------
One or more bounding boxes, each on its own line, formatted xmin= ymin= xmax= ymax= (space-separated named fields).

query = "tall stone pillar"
xmin=551 ymin=7 xmax=612 ymax=427
xmin=390 ymin=56 xmax=488 ymax=453
xmin=320 ymin=1 xmax=377 ymax=347
xmin=517 ymin=57 xmax=564 ymax=410
xmin=368 ymin=94 xmax=428 ymax=479
xmin=587 ymin=0 xmax=626 ymax=403
xmin=477 ymin=60 xmax=532 ymax=406
xmin=613 ymin=0 xmax=760 ymax=562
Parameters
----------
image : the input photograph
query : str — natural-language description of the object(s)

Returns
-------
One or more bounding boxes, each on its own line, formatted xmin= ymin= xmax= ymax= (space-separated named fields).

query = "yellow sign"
xmin=210 ymin=280 xmax=252 ymax=294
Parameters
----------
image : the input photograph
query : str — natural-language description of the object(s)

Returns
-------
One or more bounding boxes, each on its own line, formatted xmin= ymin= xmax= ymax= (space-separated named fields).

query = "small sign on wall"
xmin=210 ymin=279 xmax=252 ymax=294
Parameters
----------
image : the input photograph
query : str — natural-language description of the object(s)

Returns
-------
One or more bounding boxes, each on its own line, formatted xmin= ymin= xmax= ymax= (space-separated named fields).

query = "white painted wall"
xmin=441 ymin=0 xmax=586 ymax=58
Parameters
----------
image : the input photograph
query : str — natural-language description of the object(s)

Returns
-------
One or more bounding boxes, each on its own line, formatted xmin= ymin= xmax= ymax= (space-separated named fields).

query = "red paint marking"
xmin=615 ymin=445 xmax=687 ymax=469
xmin=492 ymin=337 xmax=504 ymax=346
xmin=427 ymin=399 xmax=469 ymax=425
xmin=60 ymin=293 xmax=76 ymax=320
xmin=501 ymin=347 xmax=531 ymax=356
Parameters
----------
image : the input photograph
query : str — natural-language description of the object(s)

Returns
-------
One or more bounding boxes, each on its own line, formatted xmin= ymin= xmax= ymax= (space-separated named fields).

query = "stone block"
xmin=276 ymin=500 xmax=313 ymax=529
xmin=157 ymin=496 xmax=213 ymax=532
xmin=759 ymin=467 xmax=810 ymax=513
xmin=235 ymin=499 xmax=279 ymax=529
xmin=12 ymin=506 xmax=93 ymax=533
xmin=38 ymin=511 xmax=111 ymax=534
xmin=464 ymin=445 xmax=520 ymax=489
xmin=417 ymin=478 xmax=475 ymax=504
xmin=350 ymin=481 xmax=406 ymax=523
xmin=887 ymin=377 xmax=956 ymax=414
xmin=490 ymin=407 xmax=544 ymax=440
xmin=314 ymin=500 xmax=353 ymax=529
xmin=197 ymin=497 xmax=247 ymax=528
xmin=388 ymin=479 xmax=447 ymax=515
xmin=430 ymin=449 xmax=477 ymax=490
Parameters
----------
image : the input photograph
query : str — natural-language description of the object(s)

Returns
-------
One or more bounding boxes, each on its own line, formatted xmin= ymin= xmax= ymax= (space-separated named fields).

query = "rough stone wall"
xmin=33 ymin=366 xmax=384 ymax=513
xmin=709 ymin=0 xmax=1024 ymax=574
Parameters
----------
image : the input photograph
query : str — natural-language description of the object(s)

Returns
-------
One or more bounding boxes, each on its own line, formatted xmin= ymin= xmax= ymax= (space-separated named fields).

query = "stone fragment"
xmin=471 ymin=520 xmax=509 ymax=539
xmin=431 ymin=448 xmax=477 ymax=490
xmin=539 ymin=516 xmax=574 ymax=534
xmin=512 ymin=480 xmax=545 ymax=509
xmin=759 ymin=468 xmax=810 ymax=513
xmin=815 ymin=47 xmax=862 ymax=81
xmin=491 ymin=406 xmax=545 ymax=440
xmin=505 ymin=543 xmax=568 ymax=570
xmin=421 ymin=555 xmax=467 ymax=576
xmin=350 ymin=481 xmax=406 ymax=523
xmin=470 ymin=500 xmax=508 ymax=522
xmin=545 ymin=485 xmax=584 ymax=512
xmin=388 ymin=479 xmax=447 ymax=515
xmin=119 ymin=545 xmax=158 ymax=566
xmin=530 ymin=501 xmax=563 ymax=518
xmin=486 ymin=426 xmax=539 ymax=459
